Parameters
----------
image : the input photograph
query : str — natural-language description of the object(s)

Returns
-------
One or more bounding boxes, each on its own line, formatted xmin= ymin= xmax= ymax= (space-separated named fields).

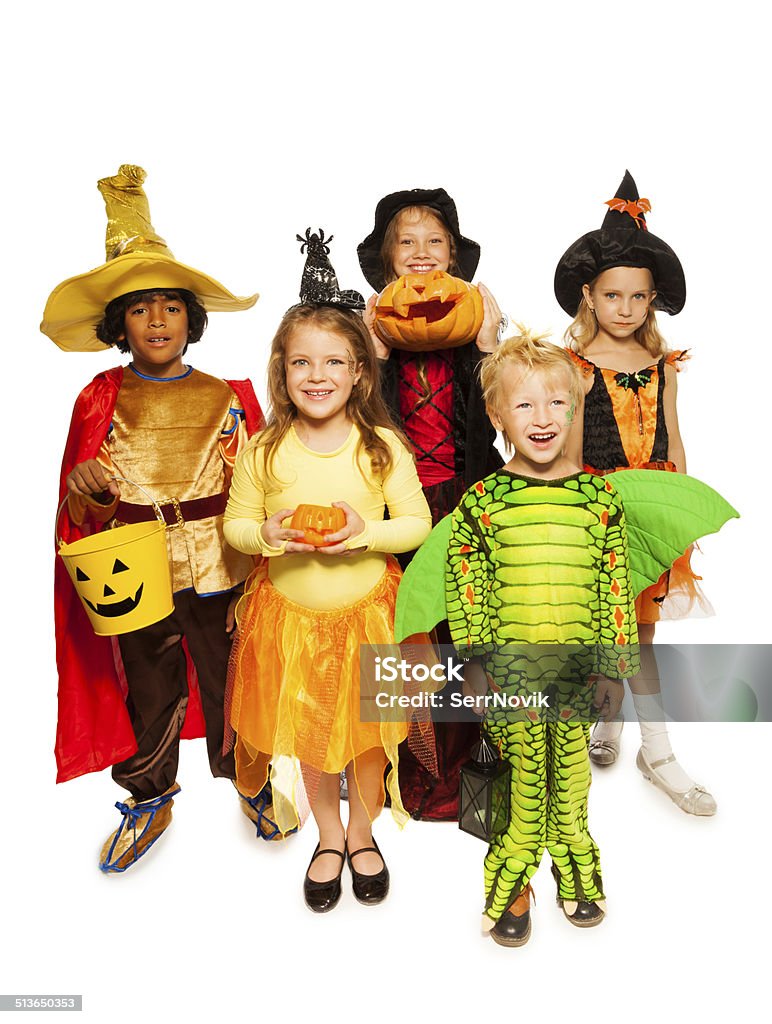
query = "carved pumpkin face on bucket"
xmin=58 ymin=521 xmax=173 ymax=636
xmin=76 ymin=555 xmax=144 ymax=618
xmin=290 ymin=504 xmax=347 ymax=547
xmin=374 ymin=271 xmax=484 ymax=351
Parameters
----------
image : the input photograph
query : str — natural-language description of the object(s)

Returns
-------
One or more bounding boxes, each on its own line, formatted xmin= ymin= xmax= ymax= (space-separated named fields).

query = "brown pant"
xmin=113 ymin=590 xmax=236 ymax=800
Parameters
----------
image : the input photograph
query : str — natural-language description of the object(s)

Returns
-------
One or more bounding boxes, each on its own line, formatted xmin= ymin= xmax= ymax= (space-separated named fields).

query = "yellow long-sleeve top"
xmin=224 ymin=424 xmax=432 ymax=611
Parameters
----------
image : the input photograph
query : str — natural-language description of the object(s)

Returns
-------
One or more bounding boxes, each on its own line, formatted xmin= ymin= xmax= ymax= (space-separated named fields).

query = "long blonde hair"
xmin=257 ymin=304 xmax=410 ymax=480
xmin=564 ymin=275 xmax=669 ymax=358
xmin=381 ymin=205 xmax=461 ymax=406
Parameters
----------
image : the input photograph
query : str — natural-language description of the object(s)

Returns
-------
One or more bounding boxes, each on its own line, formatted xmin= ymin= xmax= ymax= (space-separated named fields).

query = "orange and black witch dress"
xmin=568 ymin=348 xmax=710 ymax=623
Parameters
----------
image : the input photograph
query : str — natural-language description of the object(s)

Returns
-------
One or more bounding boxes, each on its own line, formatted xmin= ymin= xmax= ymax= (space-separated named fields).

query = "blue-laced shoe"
xmin=235 ymin=782 xmax=298 ymax=842
xmin=99 ymin=784 xmax=180 ymax=873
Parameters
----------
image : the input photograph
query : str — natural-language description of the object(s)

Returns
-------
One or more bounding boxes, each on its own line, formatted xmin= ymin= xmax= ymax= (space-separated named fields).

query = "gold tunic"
xmin=75 ymin=366 xmax=254 ymax=594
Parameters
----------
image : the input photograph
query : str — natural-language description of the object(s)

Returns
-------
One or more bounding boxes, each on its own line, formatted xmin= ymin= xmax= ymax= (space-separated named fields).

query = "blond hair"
xmin=255 ymin=304 xmax=410 ymax=481
xmin=481 ymin=327 xmax=582 ymax=449
xmin=565 ymin=280 xmax=670 ymax=359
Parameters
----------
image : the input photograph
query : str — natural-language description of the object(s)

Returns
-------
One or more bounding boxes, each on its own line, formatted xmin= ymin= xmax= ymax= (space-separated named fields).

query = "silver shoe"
xmin=589 ymin=720 xmax=622 ymax=767
xmin=636 ymin=748 xmax=717 ymax=816
xmin=589 ymin=738 xmax=620 ymax=767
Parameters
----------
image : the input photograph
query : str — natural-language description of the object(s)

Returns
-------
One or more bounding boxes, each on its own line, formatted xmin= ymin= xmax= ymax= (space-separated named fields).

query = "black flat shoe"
xmin=490 ymin=884 xmax=533 ymax=947
xmin=303 ymin=845 xmax=345 ymax=913
xmin=346 ymin=838 xmax=389 ymax=905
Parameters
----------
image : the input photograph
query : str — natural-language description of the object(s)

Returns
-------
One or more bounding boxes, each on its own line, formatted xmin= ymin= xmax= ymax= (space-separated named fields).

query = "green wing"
xmin=609 ymin=470 xmax=739 ymax=595
xmin=394 ymin=472 xmax=739 ymax=641
xmin=393 ymin=515 xmax=452 ymax=642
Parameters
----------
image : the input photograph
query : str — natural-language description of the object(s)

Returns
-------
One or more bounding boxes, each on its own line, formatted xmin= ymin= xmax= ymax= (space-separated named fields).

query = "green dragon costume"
xmin=395 ymin=468 xmax=737 ymax=924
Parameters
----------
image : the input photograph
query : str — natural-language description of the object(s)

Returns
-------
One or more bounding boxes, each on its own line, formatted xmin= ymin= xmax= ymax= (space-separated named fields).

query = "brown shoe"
xmin=99 ymin=783 xmax=180 ymax=873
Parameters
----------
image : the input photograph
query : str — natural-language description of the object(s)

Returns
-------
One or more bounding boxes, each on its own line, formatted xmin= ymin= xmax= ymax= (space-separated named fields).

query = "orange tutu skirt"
xmin=227 ymin=558 xmax=429 ymax=833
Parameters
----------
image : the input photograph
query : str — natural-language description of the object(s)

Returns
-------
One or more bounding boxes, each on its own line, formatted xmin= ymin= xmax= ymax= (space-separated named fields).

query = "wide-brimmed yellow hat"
xmin=41 ymin=164 xmax=258 ymax=352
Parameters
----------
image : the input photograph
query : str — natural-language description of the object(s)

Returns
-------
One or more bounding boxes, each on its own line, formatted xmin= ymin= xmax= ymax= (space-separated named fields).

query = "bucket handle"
xmin=56 ymin=476 xmax=166 ymax=549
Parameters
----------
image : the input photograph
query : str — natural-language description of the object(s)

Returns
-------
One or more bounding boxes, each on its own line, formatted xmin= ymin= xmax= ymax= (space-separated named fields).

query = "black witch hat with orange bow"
xmin=553 ymin=170 xmax=686 ymax=316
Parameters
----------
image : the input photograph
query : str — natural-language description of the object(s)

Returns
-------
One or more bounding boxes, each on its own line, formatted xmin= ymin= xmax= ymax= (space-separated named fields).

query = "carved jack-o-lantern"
xmin=291 ymin=504 xmax=347 ymax=547
xmin=374 ymin=270 xmax=484 ymax=351
xmin=58 ymin=521 xmax=173 ymax=636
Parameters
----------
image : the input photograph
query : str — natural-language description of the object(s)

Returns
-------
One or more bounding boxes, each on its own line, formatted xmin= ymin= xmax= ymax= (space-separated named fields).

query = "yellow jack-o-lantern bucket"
xmin=57 ymin=479 xmax=174 ymax=636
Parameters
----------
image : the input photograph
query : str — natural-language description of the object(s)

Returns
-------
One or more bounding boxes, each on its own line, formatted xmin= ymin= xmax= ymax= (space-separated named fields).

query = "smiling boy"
xmin=42 ymin=165 xmax=263 ymax=872
xmin=445 ymin=329 xmax=639 ymax=946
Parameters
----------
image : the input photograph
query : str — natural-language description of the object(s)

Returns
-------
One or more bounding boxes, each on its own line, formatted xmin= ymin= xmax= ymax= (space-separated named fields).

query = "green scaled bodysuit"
xmin=446 ymin=471 xmax=640 ymax=923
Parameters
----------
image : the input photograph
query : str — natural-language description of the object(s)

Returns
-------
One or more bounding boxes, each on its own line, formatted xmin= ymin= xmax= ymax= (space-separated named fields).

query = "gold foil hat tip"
xmin=98 ymin=163 xmax=174 ymax=262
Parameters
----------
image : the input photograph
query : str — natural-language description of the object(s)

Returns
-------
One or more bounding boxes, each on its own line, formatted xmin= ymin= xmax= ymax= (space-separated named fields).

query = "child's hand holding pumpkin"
xmin=365 ymin=294 xmax=392 ymax=361
xmin=475 ymin=283 xmax=504 ymax=353
xmin=318 ymin=500 xmax=367 ymax=556
xmin=260 ymin=508 xmax=316 ymax=554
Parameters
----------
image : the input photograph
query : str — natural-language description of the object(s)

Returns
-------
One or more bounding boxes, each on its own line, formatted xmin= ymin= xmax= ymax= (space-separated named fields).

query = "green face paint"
xmin=567 ymin=401 xmax=576 ymax=424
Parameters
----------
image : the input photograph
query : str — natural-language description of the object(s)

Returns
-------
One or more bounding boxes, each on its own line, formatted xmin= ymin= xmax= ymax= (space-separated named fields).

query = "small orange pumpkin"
xmin=290 ymin=504 xmax=347 ymax=546
xmin=374 ymin=270 xmax=484 ymax=351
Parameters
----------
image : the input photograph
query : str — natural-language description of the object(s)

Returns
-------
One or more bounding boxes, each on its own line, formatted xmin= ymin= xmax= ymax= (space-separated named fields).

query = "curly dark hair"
xmin=95 ymin=288 xmax=208 ymax=353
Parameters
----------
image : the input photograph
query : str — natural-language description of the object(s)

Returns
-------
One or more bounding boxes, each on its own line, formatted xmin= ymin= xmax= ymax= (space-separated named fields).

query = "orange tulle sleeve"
xmin=566 ymin=348 xmax=595 ymax=377
xmin=664 ymin=349 xmax=689 ymax=370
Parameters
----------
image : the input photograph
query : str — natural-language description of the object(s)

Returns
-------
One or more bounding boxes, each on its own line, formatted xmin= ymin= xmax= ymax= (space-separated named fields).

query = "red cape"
xmin=54 ymin=365 xmax=264 ymax=783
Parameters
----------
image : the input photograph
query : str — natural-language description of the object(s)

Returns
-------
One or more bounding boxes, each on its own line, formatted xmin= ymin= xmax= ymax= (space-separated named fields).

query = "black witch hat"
xmin=357 ymin=187 xmax=481 ymax=292
xmin=297 ymin=228 xmax=365 ymax=310
xmin=553 ymin=171 xmax=686 ymax=316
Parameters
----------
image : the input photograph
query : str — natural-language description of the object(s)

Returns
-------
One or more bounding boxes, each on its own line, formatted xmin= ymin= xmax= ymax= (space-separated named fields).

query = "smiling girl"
xmin=358 ymin=189 xmax=505 ymax=821
xmin=555 ymin=171 xmax=715 ymax=815
xmin=224 ymin=234 xmax=432 ymax=912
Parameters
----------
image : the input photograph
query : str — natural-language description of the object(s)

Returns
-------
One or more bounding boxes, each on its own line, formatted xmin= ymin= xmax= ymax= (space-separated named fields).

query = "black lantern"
xmin=458 ymin=731 xmax=511 ymax=841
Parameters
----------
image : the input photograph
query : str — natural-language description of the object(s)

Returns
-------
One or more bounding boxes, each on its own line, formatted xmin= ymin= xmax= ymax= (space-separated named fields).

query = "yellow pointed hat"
xmin=41 ymin=164 xmax=258 ymax=352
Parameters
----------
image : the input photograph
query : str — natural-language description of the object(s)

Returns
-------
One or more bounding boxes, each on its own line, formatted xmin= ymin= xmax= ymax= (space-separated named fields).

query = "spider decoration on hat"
xmin=296 ymin=228 xmax=364 ymax=311
xmin=296 ymin=227 xmax=333 ymax=255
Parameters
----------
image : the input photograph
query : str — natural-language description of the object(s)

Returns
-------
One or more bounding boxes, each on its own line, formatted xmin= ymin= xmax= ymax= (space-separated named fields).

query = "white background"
xmin=2 ymin=2 xmax=768 ymax=1021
